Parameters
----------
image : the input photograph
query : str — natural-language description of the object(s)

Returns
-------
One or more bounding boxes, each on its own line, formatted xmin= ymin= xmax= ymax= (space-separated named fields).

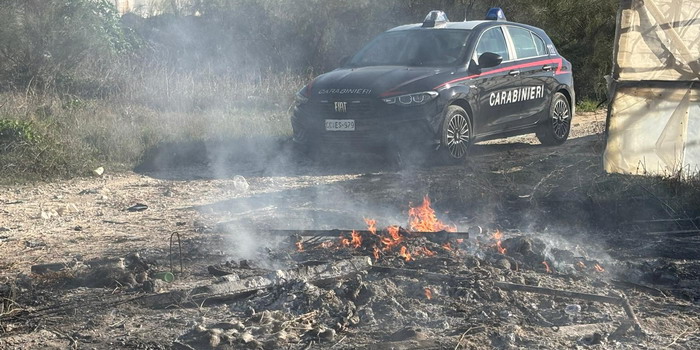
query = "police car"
xmin=292 ymin=8 xmax=574 ymax=163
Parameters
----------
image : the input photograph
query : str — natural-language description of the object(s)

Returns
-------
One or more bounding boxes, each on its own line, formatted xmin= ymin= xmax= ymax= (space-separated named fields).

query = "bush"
xmin=0 ymin=0 xmax=138 ymax=94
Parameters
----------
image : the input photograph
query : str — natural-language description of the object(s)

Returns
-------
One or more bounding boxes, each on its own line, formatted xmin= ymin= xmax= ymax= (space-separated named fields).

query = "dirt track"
xmin=2 ymin=110 xmax=700 ymax=349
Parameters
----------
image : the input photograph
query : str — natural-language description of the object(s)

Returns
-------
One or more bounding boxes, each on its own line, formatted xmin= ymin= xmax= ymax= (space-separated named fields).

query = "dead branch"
xmin=140 ymin=257 xmax=373 ymax=308
xmin=495 ymin=282 xmax=644 ymax=335
xmin=372 ymin=266 xmax=473 ymax=283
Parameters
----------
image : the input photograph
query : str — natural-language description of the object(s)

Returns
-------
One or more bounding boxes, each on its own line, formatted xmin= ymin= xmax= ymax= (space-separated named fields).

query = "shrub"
xmin=0 ymin=0 xmax=139 ymax=94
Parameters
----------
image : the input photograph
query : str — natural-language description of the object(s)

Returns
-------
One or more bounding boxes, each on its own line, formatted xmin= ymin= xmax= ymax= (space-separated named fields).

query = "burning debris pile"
xmin=4 ymin=194 xmax=698 ymax=349
xmin=166 ymin=196 xmax=673 ymax=349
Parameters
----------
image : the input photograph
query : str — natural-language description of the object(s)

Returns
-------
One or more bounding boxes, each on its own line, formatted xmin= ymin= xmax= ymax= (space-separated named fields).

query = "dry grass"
xmin=0 ymin=68 xmax=305 ymax=183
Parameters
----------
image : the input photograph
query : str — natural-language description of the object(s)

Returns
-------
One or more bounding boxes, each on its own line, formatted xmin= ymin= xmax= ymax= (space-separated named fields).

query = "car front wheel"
xmin=440 ymin=105 xmax=472 ymax=163
xmin=536 ymin=92 xmax=571 ymax=146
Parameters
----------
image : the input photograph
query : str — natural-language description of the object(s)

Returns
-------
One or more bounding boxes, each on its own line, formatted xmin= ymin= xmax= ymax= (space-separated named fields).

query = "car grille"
xmin=307 ymin=99 xmax=377 ymax=118
xmin=294 ymin=99 xmax=436 ymax=147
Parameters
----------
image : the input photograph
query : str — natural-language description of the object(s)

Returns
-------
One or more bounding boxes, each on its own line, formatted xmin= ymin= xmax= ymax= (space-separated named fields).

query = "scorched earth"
xmin=1 ymin=111 xmax=699 ymax=349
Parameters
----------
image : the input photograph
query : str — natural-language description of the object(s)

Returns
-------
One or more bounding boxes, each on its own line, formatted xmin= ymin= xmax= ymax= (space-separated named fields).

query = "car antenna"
xmin=464 ymin=8 xmax=467 ymax=21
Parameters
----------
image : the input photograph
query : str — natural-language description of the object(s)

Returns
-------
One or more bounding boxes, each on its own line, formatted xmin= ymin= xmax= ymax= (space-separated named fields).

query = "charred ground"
xmin=1 ymin=111 xmax=699 ymax=349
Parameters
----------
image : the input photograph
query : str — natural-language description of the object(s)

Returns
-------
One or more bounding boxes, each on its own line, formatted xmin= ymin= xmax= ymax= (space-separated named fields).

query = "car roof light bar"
xmin=485 ymin=8 xmax=507 ymax=21
xmin=423 ymin=10 xmax=449 ymax=28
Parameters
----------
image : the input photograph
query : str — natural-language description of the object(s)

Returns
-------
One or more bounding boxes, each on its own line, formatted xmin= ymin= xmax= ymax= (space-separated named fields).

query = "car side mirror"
xmin=478 ymin=52 xmax=503 ymax=69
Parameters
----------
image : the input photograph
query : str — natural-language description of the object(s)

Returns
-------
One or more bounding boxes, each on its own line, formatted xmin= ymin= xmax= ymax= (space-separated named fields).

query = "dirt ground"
xmin=1 ymin=111 xmax=699 ymax=349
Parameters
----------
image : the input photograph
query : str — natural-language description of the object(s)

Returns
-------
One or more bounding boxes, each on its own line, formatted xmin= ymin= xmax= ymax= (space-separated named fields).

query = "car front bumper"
xmin=291 ymin=99 xmax=442 ymax=152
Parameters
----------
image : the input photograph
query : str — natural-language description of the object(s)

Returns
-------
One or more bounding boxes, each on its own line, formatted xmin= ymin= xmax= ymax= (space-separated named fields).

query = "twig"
xmin=330 ymin=335 xmax=347 ymax=348
xmin=665 ymin=327 xmax=697 ymax=349
xmin=454 ymin=326 xmax=485 ymax=350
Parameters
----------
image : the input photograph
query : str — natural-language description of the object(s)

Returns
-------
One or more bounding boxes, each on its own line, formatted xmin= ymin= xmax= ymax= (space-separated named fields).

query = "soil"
xmin=1 ymin=110 xmax=699 ymax=349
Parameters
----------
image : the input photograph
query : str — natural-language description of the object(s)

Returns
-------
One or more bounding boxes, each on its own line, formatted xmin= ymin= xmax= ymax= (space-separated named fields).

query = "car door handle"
xmin=542 ymin=65 xmax=553 ymax=71
xmin=508 ymin=70 xmax=521 ymax=76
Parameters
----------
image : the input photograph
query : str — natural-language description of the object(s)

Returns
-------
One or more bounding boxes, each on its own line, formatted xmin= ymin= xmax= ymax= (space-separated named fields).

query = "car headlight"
xmin=382 ymin=91 xmax=438 ymax=106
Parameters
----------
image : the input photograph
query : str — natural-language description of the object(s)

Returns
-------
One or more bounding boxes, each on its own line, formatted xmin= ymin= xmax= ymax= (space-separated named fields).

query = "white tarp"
xmin=605 ymin=86 xmax=700 ymax=175
xmin=605 ymin=0 xmax=700 ymax=176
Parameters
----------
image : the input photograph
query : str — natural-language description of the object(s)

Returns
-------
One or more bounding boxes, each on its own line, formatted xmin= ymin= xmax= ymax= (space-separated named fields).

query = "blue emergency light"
xmin=422 ymin=10 xmax=449 ymax=28
xmin=485 ymin=8 xmax=507 ymax=21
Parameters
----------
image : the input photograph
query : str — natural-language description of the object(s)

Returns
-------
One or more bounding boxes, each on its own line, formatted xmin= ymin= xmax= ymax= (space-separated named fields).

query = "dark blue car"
xmin=292 ymin=9 xmax=575 ymax=163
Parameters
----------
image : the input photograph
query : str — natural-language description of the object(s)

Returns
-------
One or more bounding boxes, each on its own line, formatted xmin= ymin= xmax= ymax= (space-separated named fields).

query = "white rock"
xmin=233 ymin=175 xmax=249 ymax=192
xmin=93 ymin=167 xmax=104 ymax=176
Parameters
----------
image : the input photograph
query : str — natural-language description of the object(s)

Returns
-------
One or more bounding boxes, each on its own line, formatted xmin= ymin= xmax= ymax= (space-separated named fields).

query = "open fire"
xmin=296 ymin=196 xmax=460 ymax=262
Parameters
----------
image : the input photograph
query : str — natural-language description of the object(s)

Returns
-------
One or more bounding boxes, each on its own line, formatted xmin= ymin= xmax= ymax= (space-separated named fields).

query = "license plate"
xmin=325 ymin=119 xmax=355 ymax=131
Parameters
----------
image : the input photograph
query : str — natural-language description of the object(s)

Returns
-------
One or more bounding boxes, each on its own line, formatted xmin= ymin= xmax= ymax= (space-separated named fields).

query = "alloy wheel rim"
xmin=552 ymin=99 xmax=570 ymax=139
xmin=446 ymin=114 xmax=470 ymax=159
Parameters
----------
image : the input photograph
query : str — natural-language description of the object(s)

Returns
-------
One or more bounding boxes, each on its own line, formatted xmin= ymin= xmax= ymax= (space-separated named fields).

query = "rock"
xmin=495 ymin=258 xmax=512 ymax=270
xmin=208 ymin=333 xmax=221 ymax=348
xmin=318 ymin=327 xmax=336 ymax=342
xmin=126 ymin=203 xmax=148 ymax=212
xmin=388 ymin=327 xmax=429 ymax=341
xmin=208 ymin=328 xmax=223 ymax=336
xmin=240 ymin=331 xmax=254 ymax=343
xmin=93 ymin=167 xmax=104 ymax=176
xmin=580 ymin=332 xmax=605 ymax=346
xmin=233 ymin=175 xmax=249 ymax=192
xmin=56 ymin=204 xmax=79 ymax=216
xmin=142 ymin=279 xmax=166 ymax=293
xmin=358 ymin=307 xmax=377 ymax=325
xmin=464 ymin=256 xmax=481 ymax=268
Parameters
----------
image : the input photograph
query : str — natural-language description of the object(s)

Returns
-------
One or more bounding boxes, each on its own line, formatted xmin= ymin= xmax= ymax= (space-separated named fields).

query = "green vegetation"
xmin=0 ymin=0 xmax=618 ymax=181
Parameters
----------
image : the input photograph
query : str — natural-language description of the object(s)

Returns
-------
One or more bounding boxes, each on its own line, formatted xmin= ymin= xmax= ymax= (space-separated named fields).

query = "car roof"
xmin=388 ymin=21 xmax=490 ymax=32
xmin=387 ymin=20 xmax=546 ymax=36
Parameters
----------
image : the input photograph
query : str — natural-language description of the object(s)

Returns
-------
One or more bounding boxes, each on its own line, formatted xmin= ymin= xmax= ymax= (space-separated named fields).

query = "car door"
xmin=471 ymin=26 xmax=522 ymax=135
xmin=501 ymin=26 xmax=557 ymax=129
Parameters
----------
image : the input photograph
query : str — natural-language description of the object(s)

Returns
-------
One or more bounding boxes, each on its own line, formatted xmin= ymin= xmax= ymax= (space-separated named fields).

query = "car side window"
xmin=507 ymin=27 xmax=540 ymax=59
xmin=532 ymin=33 xmax=547 ymax=56
xmin=475 ymin=27 xmax=510 ymax=62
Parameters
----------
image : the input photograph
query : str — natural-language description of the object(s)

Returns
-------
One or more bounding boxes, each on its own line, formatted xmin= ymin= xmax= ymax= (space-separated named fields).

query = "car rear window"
xmin=532 ymin=33 xmax=547 ymax=56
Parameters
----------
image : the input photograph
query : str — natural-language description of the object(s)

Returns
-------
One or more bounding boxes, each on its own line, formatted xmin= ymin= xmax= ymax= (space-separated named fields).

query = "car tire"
xmin=440 ymin=105 xmax=472 ymax=164
xmin=536 ymin=92 xmax=571 ymax=146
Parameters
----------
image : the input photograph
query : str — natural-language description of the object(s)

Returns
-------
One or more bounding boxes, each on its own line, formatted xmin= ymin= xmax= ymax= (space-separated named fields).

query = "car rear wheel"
xmin=536 ymin=92 xmax=571 ymax=146
xmin=440 ymin=105 xmax=472 ymax=163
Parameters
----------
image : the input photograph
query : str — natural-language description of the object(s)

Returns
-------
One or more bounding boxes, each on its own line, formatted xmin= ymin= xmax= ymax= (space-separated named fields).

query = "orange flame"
xmin=382 ymin=226 xmax=403 ymax=251
xmin=542 ymin=261 xmax=552 ymax=273
xmin=350 ymin=230 xmax=362 ymax=248
xmin=399 ymin=246 xmax=413 ymax=262
xmin=594 ymin=264 xmax=605 ymax=272
xmin=493 ymin=230 xmax=507 ymax=254
xmin=414 ymin=246 xmax=436 ymax=257
xmin=365 ymin=218 xmax=378 ymax=235
xmin=442 ymin=242 xmax=452 ymax=251
xmin=295 ymin=241 xmax=304 ymax=252
xmin=408 ymin=196 xmax=455 ymax=232
xmin=424 ymin=288 xmax=433 ymax=300
xmin=312 ymin=196 xmax=459 ymax=263
xmin=340 ymin=230 xmax=363 ymax=248
xmin=576 ymin=261 xmax=587 ymax=270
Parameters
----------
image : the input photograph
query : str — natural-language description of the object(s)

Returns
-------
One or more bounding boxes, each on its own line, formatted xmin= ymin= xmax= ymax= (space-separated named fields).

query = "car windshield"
xmin=347 ymin=29 xmax=471 ymax=67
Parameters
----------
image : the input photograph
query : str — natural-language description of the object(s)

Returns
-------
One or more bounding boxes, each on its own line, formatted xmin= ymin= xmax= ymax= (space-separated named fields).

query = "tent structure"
xmin=604 ymin=0 xmax=700 ymax=177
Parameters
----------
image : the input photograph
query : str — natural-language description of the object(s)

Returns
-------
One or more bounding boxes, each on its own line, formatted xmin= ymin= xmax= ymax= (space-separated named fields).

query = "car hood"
xmin=310 ymin=66 xmax=448 ymax=99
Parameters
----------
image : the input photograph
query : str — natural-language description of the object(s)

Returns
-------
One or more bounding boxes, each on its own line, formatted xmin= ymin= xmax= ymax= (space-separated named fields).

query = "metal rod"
xmin=169 ymin=232 xmax=183 ymax=276
xmin=495 ymin=282 xmax=644 ymax=334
